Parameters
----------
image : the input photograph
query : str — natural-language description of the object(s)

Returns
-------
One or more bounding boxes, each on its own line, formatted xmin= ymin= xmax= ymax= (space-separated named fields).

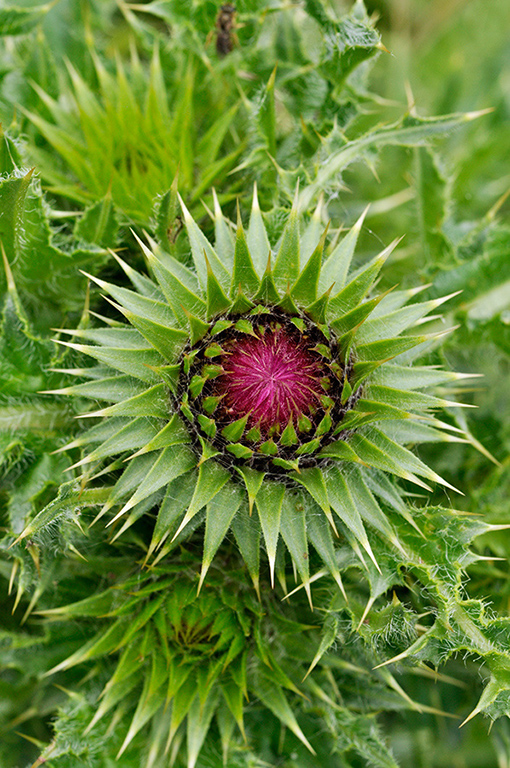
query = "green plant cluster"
xmin=0 ymin=1 xmax=509 ymax=767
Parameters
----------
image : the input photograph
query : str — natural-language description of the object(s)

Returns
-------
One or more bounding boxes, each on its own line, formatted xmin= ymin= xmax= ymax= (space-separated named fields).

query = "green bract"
xmin=41 ymin=560 xmax=320 ymax=764
xmin=48 ymin=189 xmax=473 ymax=598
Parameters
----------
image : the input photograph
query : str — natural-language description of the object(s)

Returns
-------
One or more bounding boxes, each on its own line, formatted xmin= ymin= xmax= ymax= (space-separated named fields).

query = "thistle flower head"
xmin=214 ymin=319 xmax=325 ymax=433
xmin=50 ymin=187 xmax=470 ymax=594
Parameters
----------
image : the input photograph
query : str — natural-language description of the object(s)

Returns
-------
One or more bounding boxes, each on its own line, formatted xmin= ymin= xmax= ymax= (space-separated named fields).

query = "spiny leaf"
xmin=291 ymin=225 xmax=328 ymax=305
xmin=186 ymin=691 xmax=219 ymax=768
xmin=171 ymin=461 xmax=231 ymax=542
xmin=78 ymin=383 xmax=168 ymax=420
xmin=54 ymin=339 xmax=162 ymax=383
xmin=67 ymin=418 xmax=160 ymax=470
xmin=116 ymin=307 xmax=188 ymax=362
xmin=247 ymin=182 xmax=270 ymax=275
xmin=305 ymin=500 xmax=347 ymax=598
xmin=291 ymin=467 xmax=338 ymax=536
xmin=253 ymin=254 xmax=280 ymax=304
xmin=146 ymin=250 xmax=207 ymax=326
xmin=326 ymin=465 xmax=380 ymax=572
xmin=179 ymin=194 xmax=229 ymax=289
xmin=211 ymin=188 xmax=234 ymax=267
xmin=42 ymin=374 xmax=146 ymax=402
xmin=255 ymin=482 xmax=285 ymax=588
xmin=81 ymin=271 xmax=177 ymax=327
xmin=258 ymin=65 xmax=277 ymax=157
xmin=327 ymin=240 xmax=400 ymax=318
xmin=280 ymin=497 xmax=311 ymax=606
xmin=273 ymin=188 xmax=300 ymax=286
xmin=108 ymin=446 xmax=195 ymax=525
xmin=206 ymin=252 xmax=232 ymax=318
xmin=300 ymin=196 xmax=325 ymax=266
xmin=251 ymin=672 xmax=315 ymax=754
xmin=299 ymin=110 xmax=491 ymax=209
xmin=199 ymin=484 xmax=243 ymax=592
xmin=235 ymin=467 xmax=264 ymax=515
xmin=231 ymin=505 xmax=261 ymax=597
xmin=319 ymin=205 xmax=369 ymax=293
xmin=357 ymin=291 xmax=461 ymax=344
xmin=127 ymin=415 xmax=191 ymax=460
xmin=231 ymin=217 xmax=260 ymax=297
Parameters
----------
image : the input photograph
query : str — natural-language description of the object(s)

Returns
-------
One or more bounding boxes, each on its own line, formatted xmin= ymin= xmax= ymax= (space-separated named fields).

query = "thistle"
xmin=46 ymin=188 xmax=474 ymax=598
xmin=40 ymin=556 xmax=322 ymax=766
xmin=35 ymin=546 xmax=423 ymax=768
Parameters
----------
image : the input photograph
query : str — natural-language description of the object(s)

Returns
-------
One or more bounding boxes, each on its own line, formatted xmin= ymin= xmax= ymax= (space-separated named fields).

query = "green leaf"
xmin=46 ymin=619 xmax=128 ymax=675
xmin=303 ymin=614 xmax=340 ymax=680
xmin=69 ymin=417 xmax=160 ymax=470
xmin=319 ymin=205 xmax=369 ymax=293
xmin=347 ymin=430 xmax=437 ymax=491
xmin=97 ymin=454 xmax=159 ymax=520
xmin=211 ymin=189 xmax=234 ymax=268
xmin=291 ymin=226 xmax=328 ymax=305
xmin=327 ymin=242 xmax=398 ymax=318
xmin=82 ymin=271 xmax=177 ymax=328
xmin=300 ymin=110 xmax=489 ymax=209
xmin=299 ymin=197 xmax=325 ymax=266
xmin=45 ymin=374 xmax=146 ymax=403
xmin=186 ymin=690 xmax=219 ymax=768
xmin=147 ymin=472 xmax=196 ymax=558
xmin=247 ymin=183 xmax=271 ymax=276
xmin=206 ymin=253 xmax=232 ymax=318
xmin=127 ymin=415 xmax=191 ymax=460
xmin=251 ymin=672 xmax=315 ymax=754
xmin=0 ymin=1 xmax=57 ymax=37
xmin=345 ymin=470 xmax=404 ymax=555
xmin=325 ymin=465 xmax=380 ymax=571
xmin=306 ymin=285 xmax=333 ymax=324
xmin=331 ymin=291 xmax=389 ymax=341
xmin=74 ymin=192 xmax=119 ymax=247
xmin=255 ymin=481 xmax=285 ymax=588
xmin=414 ymin=147 xmax=454 ymax=267
xmin=179 ymin=194 xmax=230 ymax=289
xmin=305 ymin=0 xmax=380 ymax=84
xmin=357 ymin=292 xmax=459 ymax=344
xmin=253 ymin=254 xmax=281 ymax=304
xmin=235 ymin=466 xmax=264 ymax=515
xmin=146 ymin=251 xmax=206 ymax=326
xmin=171 ymin=460 xmax=230 ymax=542
xmin=167 ymin=673 xmax=198 ymax=749
xmin=258 ymin=65 xmax=277 ymax=158
xmin=280 ymin=496 xmax=311 ymax=604
xmin=199 ymin=483 xmax=243 ymax=591
xmin=291 ymin=466 xmax=337 ymax=535
xmin=154 ymin=178 xmax=179 ymax=250
xmin=231 ymin=504 xmax=261 ymax=597
xmin=55 ymin=341 xmax=162 ymax=383
xmin=109 ymin=445 xmax=195 ymax=524
xmin=305 ymin=499 xmax=346 ymax=597
xmin=273 ymin=191 xmax=300 ymax=287
xmin=119 ymin=309 xmax=188 ymax=361
xmin=354 ymin=333 xmax=434 ymax=363
xmin=117 ymin=667 xmax=166 ymax=757
xmin=231 ymin=219 xmax=260 ymax=297
xmin=78 ymin=383 xmax=169 ymax=420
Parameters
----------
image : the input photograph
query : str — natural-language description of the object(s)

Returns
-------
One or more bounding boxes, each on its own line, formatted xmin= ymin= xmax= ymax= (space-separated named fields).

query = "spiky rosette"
xmin=46 ymin=188 xmax=475 ymax=594
xmin=41 ymin=559 xmax=320 ymax=766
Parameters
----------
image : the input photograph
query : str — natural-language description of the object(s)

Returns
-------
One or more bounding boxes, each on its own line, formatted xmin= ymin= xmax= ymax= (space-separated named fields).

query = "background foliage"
xmin=0 ymin=0 xmax=509 ymax=767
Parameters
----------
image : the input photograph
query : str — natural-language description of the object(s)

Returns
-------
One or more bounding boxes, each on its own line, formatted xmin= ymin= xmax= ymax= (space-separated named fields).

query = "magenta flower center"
xmin=217 ymin=327 xmax=325 ymax=432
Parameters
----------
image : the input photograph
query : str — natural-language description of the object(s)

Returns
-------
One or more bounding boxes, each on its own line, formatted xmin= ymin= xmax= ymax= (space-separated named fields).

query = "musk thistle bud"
xmin=51 ymin=187 xmax=469 ymax=594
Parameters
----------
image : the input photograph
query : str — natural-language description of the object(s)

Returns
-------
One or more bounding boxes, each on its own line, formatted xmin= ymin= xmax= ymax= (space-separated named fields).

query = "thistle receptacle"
xmin=47 ymin=187 xmax=473 ymax=597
